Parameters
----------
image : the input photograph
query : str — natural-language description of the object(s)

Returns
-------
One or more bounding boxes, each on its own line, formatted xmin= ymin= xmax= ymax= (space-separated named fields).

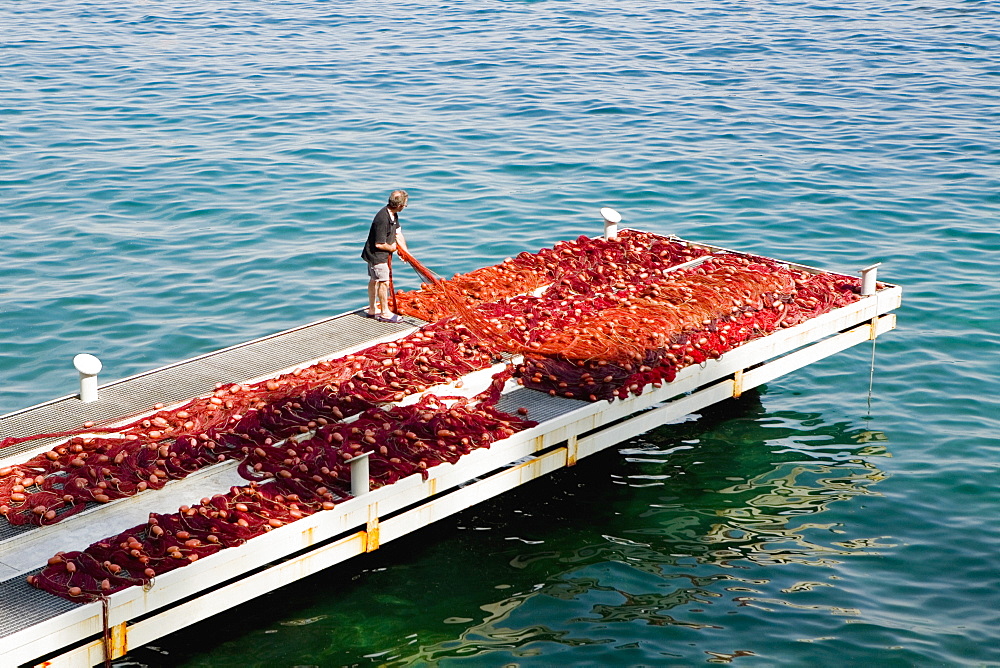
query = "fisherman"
xmin=361 ymin=189 xmax=409 ymax=322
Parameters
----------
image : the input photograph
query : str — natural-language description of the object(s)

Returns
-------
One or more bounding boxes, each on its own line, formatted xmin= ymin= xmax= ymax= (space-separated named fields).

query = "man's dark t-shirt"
xmin=361 ymin=206 xmax=398 ymax=265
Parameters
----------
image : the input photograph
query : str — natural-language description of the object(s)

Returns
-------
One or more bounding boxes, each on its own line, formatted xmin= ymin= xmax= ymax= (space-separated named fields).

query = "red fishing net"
xmin=394 ymin=231 xmax=862 ymax=401
xmin=28 ymin=370 xmax=536 ymax=602
xmin=6 ymin=230 xmax=869 ymax=602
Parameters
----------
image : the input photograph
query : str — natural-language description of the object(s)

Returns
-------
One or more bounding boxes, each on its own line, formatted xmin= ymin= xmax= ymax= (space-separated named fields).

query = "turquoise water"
xmin=2 ymin=0 xmax=998 ymax=666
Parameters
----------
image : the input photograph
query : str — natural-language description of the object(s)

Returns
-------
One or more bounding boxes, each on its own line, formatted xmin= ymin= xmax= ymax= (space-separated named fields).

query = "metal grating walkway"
xmin=0 ymin=571 xmax=77 ymax=640
xmin=0 ymin=517 xmax=36 ymax=542
xmin=496 ymin=387 xmax=585 ymax=423
xmin=0 ymin=310 xmax=420 ymax=460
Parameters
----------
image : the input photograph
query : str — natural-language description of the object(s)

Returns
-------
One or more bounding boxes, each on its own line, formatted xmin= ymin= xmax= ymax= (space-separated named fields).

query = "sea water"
xmin=1 ymin=1 xmax=998 ymax=666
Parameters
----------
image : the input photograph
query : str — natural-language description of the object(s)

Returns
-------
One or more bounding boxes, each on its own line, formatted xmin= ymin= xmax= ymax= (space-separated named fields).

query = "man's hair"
xmin=388 ymin=190 xmax=408 ymax=208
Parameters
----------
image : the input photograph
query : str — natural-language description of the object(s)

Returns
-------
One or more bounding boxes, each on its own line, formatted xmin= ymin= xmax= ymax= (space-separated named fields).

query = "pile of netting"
xmin=394 ymin=230 xmax=864 ymax=401
xmin=0 ymin=320 xmax=499 ymax=526
xmin=395 ymin=231 xmax=708 ymax=322
xmin=512 ymin=255 xmax=858 ymax=401
xmin=27 ymin=371 xmax=536 ymax=602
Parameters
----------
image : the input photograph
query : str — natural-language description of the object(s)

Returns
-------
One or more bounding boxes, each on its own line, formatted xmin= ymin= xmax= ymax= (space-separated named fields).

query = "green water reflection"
xmin=126 ymin=391 xmax=895 ymax=667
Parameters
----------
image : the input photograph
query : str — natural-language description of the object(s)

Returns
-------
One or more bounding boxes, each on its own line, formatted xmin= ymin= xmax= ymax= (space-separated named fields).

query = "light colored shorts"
xmin=367 ymin=262 xmax=390 ymax=282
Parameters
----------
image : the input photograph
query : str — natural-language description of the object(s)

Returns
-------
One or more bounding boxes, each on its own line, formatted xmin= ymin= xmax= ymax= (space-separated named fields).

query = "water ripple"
xmin=2 ymin=0 xmax=999 ymax=665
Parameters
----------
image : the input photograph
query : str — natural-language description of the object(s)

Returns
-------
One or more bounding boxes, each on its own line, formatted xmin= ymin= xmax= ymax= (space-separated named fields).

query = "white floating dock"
xmin=0 ymin=237 xmax=901 ymax=667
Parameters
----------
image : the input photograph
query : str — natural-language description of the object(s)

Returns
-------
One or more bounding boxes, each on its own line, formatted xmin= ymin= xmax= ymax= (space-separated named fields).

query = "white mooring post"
xmin=600 ymin=207 xmax=621 ymax=241
xmin=73 ymin=354 xmax=102 ymax=403
xmin=349 ymin=451 xmax=372 ymax=496
xmin=860 ymin=263 xmax=882 ymax=296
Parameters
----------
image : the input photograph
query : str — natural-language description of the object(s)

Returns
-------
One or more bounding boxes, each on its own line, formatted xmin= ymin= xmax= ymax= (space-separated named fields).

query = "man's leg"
xmin=367 ymin=279 xmax=378 ymax=315
xmin=377 ymin=280 xmax=391 ymax=316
